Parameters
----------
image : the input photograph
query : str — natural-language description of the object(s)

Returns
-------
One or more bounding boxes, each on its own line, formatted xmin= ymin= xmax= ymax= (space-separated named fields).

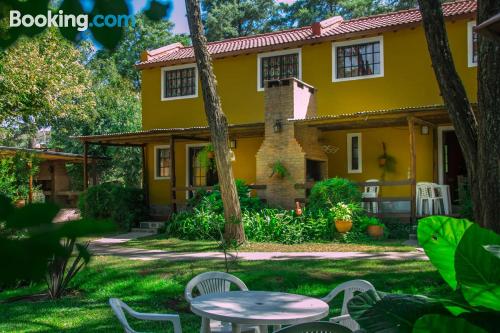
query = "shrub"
xmin=0 ymin=153 xmax=40 ymax=202
xmin=78 ymin=183 xmax=147 ymax=230
xmin=307 ymin=177 xmax=362 ymax=212
xmin=383 ymin=218 xmax=410 ymax=239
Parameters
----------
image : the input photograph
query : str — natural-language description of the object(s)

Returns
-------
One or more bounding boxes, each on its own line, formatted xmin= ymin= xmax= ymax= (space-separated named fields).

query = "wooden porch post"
xmin=170 ymin=136 xmax=177 ymax=214
xmin=432 ymin=127 xmax=439 ymax=183
xmin=83 ymin=142 xmax=89 ymax=191
xmin=28 ymin=161 xmax=33 ymax=204
xmin=50 ymin=162 xmax=56 ymax=202
xmin=408 ymin=117 xmax=417 ymax=224
xmin=142 ymin=145 xmax=150 ymax=208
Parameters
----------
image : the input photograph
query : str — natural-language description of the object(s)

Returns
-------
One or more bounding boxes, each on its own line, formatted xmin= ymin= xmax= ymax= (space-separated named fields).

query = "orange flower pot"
xmin=335 ymin=220 xmax=353 ymax=233
xmin=367 ymin=225 xmax=384 ymax=239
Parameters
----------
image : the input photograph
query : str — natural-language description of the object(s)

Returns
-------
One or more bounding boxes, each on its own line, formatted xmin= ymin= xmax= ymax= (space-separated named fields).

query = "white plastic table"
xmin=190 ymin=291 xmax=330 ymax=333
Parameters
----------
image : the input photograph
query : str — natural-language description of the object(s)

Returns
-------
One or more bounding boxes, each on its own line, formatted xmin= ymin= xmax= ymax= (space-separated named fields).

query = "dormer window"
xmin=467 ymin=21 xmax=477 ymax=67
xmin=332 ymin=36 xmax=384 ymax=82
xmin=257 ymin=49 xmax=302 ymax=91
xmin=161 ymin=64 xmax=198 ymax=100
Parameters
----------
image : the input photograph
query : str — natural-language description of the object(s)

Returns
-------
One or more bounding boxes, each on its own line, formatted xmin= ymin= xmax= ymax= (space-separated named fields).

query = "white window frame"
xmin=161 ymin=63 xmax=198 ymax=101
xmin=467 ymin=21 xmax=477 ymax=68
xmin=257 ymin=48 xmax=302 ymax=92
xmin=332 ymin=36 xmax=384 ymax=82
xmin=347 ymin=133 xmax=362 ymax=174
xmin=154 ymin=145 xmax=171 ymax=180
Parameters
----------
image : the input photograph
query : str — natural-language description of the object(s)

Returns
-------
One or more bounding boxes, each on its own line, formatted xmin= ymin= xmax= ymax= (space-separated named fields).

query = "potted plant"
xmin=378 ymin=142 xmax=396 ymax=179
xmin=360 ymin=216 xmax=385 ymax=239
xmin=330 ymin=202 xmax=358 ymax=233
xmin=196 ymin=144 xmax=216 ymax=170
xmin=269 ymin=160 xmax=291 ymax=180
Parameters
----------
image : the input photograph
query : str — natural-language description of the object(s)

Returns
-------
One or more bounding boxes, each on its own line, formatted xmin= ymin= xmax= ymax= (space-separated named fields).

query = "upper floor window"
xmin=467 ymin=21 xmax=477 ymax=67
xmin=332 ymin=36 xmax=384 ymax=82
xmin=257 ymin=49 xmax=302 ymax=91
xmin=161 ymin=64 xmax=198 ymax=100
xmin=347 ymin=133 xmax=362 ymax=173
xmin=155 ymin=145 xmax=170 ymax=179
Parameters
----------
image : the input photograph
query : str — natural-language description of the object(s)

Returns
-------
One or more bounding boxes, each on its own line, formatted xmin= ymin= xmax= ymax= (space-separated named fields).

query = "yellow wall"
xmin=141 ymin=19 xmax=477 ymax=130
xmin=147 ymin=137 xmax=262 ymax=206
xmin=322 ymin=126 xmax=435 ymax=196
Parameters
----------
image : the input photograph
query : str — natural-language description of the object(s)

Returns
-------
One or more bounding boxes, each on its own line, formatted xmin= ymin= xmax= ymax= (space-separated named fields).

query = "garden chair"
xmin=417 ymin=182 xmax=444 ymax=216
xmin=321 ymin=280 xmax=376 ymax=331
xmin=361 ymin=179 xmax=379 ymax=213
xmin=274 ymin=321 xmax=353 ymax=333
xmin=185 ymin=272 xmax=258 ymax=333
xmin=109 ymin=298 xmax=182 ymax=333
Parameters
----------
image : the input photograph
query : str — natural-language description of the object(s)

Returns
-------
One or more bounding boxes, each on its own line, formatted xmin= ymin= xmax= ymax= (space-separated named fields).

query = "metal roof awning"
xmin=72 ymin=123 xmax=265 ymax=146
xmin=289 ymin=105 xmax=453 ymax=130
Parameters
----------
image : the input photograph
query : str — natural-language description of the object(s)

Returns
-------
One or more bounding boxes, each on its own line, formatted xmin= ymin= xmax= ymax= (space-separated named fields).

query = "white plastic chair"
xmin=321 ymin=280 xmax=376 ymax=331
xmin=361 ymin=179 xmax=379 ymax=213
xmin=417 ymin=182 xmax=444 ymax=216
xmin=185 ymin=272 xmax=257 ymax=333
xmin=274 ymin=321 xmax=352 ymax=333
xmin=109 ymin=298 xmax=182 ymax=333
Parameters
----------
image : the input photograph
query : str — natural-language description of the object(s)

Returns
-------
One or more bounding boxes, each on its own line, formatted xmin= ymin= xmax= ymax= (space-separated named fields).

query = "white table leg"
xmin=259 ymin=325 xmax=268 ymax=333
xmin=201 ymin=317 xmax=210 ymax=333
xmin=232 ymin=323 xmax=241 ymax=333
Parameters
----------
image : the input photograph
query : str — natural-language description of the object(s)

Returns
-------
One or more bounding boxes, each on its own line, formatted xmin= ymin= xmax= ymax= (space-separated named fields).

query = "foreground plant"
xmin=0 ymin=195 xmax=114 ymax=299
xmin=347 ymin=216 xmax=500 ymax=332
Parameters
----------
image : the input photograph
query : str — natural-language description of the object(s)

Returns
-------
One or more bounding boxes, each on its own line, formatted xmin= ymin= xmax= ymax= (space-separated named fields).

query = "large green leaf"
xmin=348 ymin=290 xmax=448 ymax=333
xmin=413 ymin=314 xmax=487 ymax=333
xmin=455 ymin=224 xmax=500 ymax=311
xmin=417 ymin=216 xmax=473 ymax=289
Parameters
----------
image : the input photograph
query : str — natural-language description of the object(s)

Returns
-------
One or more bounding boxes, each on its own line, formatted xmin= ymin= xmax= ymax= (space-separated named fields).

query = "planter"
xmin=335 ymin=219 xmax=353 ymax=233
xmin=207 ymin=151 xmax=215 ymax=159
xmin=15 ymin=199 xmax=26 ymax=208
xmin=378 ymin=158 xmax=387 ymax=167
xmin=367 ymin=225 xmax=384 ymax=239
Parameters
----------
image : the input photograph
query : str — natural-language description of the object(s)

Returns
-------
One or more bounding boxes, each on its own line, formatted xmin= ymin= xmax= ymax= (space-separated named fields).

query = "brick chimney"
xmin=255 ymin=78 xmax=328 ymax=209
xmin=311 ymin=16 xmax=343 ymax=36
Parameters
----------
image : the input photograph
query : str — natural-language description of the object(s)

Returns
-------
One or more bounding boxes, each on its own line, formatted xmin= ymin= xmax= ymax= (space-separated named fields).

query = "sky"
xmin=129 ymin=0 xmax=296 ymax=34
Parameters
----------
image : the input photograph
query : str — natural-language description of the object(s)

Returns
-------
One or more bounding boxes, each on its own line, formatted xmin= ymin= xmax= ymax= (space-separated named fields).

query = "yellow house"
xmin=76 ymin=1 xmax=477 ymax=218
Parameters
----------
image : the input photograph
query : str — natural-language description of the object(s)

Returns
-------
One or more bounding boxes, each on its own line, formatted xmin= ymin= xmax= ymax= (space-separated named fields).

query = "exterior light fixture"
xmin=273 ymin=120 xmax=282 ymax=133
xmin=229 ymin=140 xmax=237 ymax=149
xmin=421 ymin=125 xmax=429 ymax=135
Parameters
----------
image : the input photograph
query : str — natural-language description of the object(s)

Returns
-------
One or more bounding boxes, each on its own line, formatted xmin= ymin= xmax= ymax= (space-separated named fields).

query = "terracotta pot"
xmin=207 ymin=151 xmax=215 ymax=159
xmin=367 ymin=225 xmax=384 ymax=239
xmin=335 ymin=219 xmax=353 ymax=233
xmin=15 ymin=199 xmax=26 ymax=208
xmin=295 ymin=202 xmax=303 ymax=216
xmin=378 ymin=158 xmax=387 ymax=167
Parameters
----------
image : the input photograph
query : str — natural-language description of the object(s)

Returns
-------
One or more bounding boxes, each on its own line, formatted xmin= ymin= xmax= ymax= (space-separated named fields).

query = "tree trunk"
xmin=418 ymin=0 xmax=500 ymax=233
xmin=185 ymin=0 xmax=245 ymax=242
xmin=417 ymin=0 xmax=480 ymax=221
xmin=477 ymin=0 xmax=500 ymax=233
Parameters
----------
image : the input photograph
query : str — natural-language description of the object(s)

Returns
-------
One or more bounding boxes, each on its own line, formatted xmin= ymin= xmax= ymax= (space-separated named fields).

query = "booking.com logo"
xmin=9 ymin=10 xmax=135 ymax=31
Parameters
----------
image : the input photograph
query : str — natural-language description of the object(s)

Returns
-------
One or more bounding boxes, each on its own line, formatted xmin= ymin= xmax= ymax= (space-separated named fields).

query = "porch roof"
xmin=0 ymin=146 xmax=103 ymax=163
xmin=72 ymin=122 xmax=265 ymax=146
xmin=290 ymin=104 xmax=455 ymax=130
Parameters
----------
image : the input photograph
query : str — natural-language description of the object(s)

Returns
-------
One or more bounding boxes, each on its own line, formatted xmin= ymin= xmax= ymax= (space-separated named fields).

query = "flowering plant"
xmin=330 ymin=202 xmax=357 ymax=221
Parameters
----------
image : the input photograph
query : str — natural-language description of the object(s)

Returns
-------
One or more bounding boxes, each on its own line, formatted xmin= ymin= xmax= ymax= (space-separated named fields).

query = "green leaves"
xmin=455 ymin=224 xmax=500 ymax=311
xmin=417 ymin=216 xmax=472 ymax=289
xmin=413 ymin=314 xmax=487 ymax=333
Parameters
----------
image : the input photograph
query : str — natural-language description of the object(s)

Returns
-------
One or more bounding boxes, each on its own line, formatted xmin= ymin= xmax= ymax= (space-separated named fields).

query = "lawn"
xmin=121 ymin=236 xmax=415 ymax=252
xmin=0 ymin=256 xmax=447 ymax=332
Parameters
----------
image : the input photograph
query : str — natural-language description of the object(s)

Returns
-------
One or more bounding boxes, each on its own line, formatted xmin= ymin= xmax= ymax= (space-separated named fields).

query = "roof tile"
xmin=138 ymin=0 xmax=476 ymax=68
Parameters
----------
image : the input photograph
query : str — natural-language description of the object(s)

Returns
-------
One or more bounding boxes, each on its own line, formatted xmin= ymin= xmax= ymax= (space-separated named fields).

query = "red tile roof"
xmin=137 ymin=0 xmax=476 ymax=69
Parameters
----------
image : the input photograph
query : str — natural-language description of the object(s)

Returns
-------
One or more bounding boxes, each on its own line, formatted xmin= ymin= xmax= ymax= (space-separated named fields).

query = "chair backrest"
xmin=184 ymin=271 xmax=248 ymax=303
xmin=109 ymin=298 xmax=137 ymax=333
xmin=417 ymin=182 xmax=434 ymax=199
xmin=321 ymin=280 xmax=375 ymax=317
xmin=274 ymin=321 xmax=352 ymax=333
xmin=364 ymin=179 xmax=380 ymax=195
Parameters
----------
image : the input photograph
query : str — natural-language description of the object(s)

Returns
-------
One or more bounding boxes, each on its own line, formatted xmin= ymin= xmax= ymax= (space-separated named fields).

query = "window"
xmin=155 ymin=145 xmax=170 ymax=179
xmin=257 ymin=49 xmax=302 ymax=91
xmin=161 ymin=64 xmax=197 ymax=100
xmin=347 ymin=133 xmax=362 ymax=173
xmin=332 ymin=36 xmax=384 ymax=82
xmin=467 ymin=21 xmax=477 ymax=67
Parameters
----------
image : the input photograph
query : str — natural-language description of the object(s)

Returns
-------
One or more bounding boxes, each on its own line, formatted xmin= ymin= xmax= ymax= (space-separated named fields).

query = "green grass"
xmin=0 ymin=256 xmax=447 ymax=332
xmin=121 ymin=236 xmax=415 ymax=252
